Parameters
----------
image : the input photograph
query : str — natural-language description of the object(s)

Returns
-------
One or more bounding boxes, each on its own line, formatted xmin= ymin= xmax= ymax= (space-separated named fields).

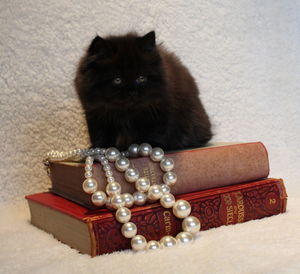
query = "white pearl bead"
xmin=150 ymin=147 xmax=164 ymax=162
xmin=161 ymin=184 xmax=170 ymax=193
xmin=122 ymin=193 xmax=134 ymax=208
xmin=102 ymin=164 xmax=111 ymax=171
xmin=148 ymin=184 xmax=163 ymax=200
xmin=100 ymin=159 xmax=108 ymax=165
xmin=84 ymin=171 xmax=92 ymax=178
xmin=173 ymin=200 xmax=191 ymax=218
xmin=111 ymin=194 xmax=125 ymax=209
xmin=146 ymin=240 xmax=161 ymax=250
xmin=85 ymin=165 xmax=93 ymax=172
xmin=133 ymin=191 xmax=147 ymax=206
xmin=121 ymin=222 xmax=137 ymax=238
xmin=176 ymin=232 xmax=194 ymax=244
xmin=163 ymin=172 xmax=177 ymax=186
xmin=128 ymin=144 xmax=140 ymax=157
xmin=105 ymin=170 xmax=113 ymax=177
xmin=125 ymin=168 xmax=140 ymax=183
xmin=107 ymin=176 xmax=115 ymax=183
xmin=105 ymin=147 xmax=120 ymax=162
xmin=105 ymin=196 xmax=114 ymax=211
xmin=115 ymin=207 xmax=131 ymax=223
xmin=182 ymin=216 xmax=201 ymax=234
xmin=131 ymin=235 xmax=147 ymax=251
xmin=160 ymin=236 xmax=177 ymax=248
xmin=115 ymin=157 xmax=130 ymax=172
xmin=135 ymin=177 xmax=150 ymax=192
xmin=160 ymin=193 xmax=175 ymax=208
xmin=139 ymin=143 xmax=152 ymax=156
xmin=82 ymin=178 xmax=98 ymax=194
xmin=91 ymin=191 xmax=107 ymax=206
xmin=85 ymin=159 xmax=93 ymax=165
xmin=106 ymin=182 xmax=121 ymax=196
xmin=160 ymin=157 xmax=174 ymax=172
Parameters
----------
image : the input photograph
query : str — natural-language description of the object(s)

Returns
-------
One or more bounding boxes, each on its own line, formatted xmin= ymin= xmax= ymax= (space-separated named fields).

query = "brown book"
xmin=26 ymin=178 xmax=286 ymax=256
xmin=48 ymin=142 xmax=270 ymax=209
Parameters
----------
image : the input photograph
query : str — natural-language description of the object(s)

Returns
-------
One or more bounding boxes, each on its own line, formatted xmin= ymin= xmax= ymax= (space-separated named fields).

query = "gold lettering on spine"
xmin=163 ymin=211 xmax=172 ymax=234
xmin=226 ymin=205 xmax=234 ymax=224
xmin=223 ymin=194 xmax=234 ymax=225
xmin=142 ymin=163 xmax=156 ymax=184
xmin=143 ymin=167 xmax=149 ymax=178
xmin=234 ymin=191 xmax=245 ymax=223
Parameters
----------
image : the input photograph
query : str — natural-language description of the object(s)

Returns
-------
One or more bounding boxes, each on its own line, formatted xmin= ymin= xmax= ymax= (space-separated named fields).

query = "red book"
xmin=48 ymin=142 xmax=270 ymax=209
xmin=26 ymin=178 xmax=287 ymax=256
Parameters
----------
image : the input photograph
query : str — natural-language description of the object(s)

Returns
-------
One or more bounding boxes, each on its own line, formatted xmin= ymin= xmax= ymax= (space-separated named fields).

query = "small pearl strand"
xmin=45 ymin=143 xmax=201 ymax=251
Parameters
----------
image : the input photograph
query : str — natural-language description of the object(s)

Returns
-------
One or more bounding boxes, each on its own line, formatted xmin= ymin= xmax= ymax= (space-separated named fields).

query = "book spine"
xmin=90 ymin=179 xmax=286 ymax=255
xmin=50 ymin=142 xmax=270 ymax=209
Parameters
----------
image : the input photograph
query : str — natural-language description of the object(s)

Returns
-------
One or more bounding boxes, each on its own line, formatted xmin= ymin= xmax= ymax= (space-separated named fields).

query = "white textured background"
xmin=1 ymin=0 xmax=300 ymax=273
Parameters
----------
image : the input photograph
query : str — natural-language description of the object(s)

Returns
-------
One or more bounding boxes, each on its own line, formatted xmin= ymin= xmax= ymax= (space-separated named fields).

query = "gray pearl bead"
xmin=150 ymin=147 xmax=164 ymax=162
xmin=121 ymin=151 xmax=130 ymax=157
xmin=87 ymin=149 xmax=95 ymax=156
xmin=105 ymin=147 xmax=120 ymax=162
xmin=94 ymin=148 xmax=102 ymax=155
xmin=139 ymin=143 xmax=152 ymax=156
xmin=99 ymin=148 xmax=106 ymax=155
xmin=128 ymin=144 xmax=140 ymax=157
xmin=125 ymin=167 xmax=140 ymax=183
xmin=160 ymin=157 xmax=174 ymax=172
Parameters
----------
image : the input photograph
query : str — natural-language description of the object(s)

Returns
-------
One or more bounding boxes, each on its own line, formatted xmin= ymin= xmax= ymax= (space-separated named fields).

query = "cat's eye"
xmin=113 ymin=77 xmax=122 ymax=85
xmin=136 ymin=76 xmax=147 ymax=84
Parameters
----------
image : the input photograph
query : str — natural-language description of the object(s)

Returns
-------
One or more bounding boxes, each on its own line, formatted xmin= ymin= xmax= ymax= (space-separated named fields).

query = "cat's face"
xmin=76 ymin=31 xmax=166 ymax=111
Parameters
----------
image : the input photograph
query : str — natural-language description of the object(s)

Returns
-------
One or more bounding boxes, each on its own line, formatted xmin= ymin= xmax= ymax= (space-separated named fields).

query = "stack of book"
xmin=26 ymin=142 xmax=287 ymax=256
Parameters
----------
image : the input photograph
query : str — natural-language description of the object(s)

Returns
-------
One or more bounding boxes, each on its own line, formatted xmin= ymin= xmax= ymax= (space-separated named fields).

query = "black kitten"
xmin=75 ymin=31 xmax=212 ymax=151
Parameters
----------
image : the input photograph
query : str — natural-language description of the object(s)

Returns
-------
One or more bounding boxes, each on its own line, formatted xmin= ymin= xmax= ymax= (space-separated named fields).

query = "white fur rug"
xmin=1 ymin=0 xmax=300 ymax=273
xmin=1 ymin=197 xmax=300 ymax=274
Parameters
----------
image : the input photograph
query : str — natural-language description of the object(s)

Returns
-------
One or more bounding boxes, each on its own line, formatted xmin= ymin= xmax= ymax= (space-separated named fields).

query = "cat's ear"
xmin=88 ymin=35 xmax=108 ymax=56
xmin=138 ymin=31 xmax=156 ymax=51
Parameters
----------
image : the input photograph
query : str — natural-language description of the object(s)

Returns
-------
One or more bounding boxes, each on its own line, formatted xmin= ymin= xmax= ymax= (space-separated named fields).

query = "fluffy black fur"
xmin=75 ymin=31 xmax=212 ymax=151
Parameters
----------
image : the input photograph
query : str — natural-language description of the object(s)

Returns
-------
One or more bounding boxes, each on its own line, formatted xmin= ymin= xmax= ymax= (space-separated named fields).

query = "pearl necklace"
xmin=46 ymin=143 xmax=201 ymax=251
